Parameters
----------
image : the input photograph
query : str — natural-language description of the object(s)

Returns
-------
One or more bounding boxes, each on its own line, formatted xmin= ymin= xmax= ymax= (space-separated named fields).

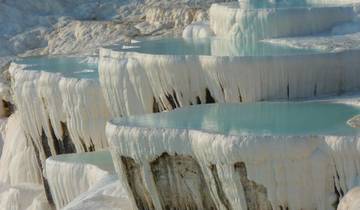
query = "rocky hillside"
xmin=0 ymin=0 xmax=234 ymax=67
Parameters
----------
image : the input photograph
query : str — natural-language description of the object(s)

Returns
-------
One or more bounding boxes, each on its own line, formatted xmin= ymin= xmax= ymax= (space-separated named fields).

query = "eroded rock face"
xmin=119 ymin=152 xmax=274 ymax=210
xmin=209 ymin=165 xmax=232 ymax=210
xmin=121 ymin=156 xmax=155 ymax=210
xmin=234 ymin=162 xmax=273 ymax=210
xmin=150 ymin=153 xmax=216 ymax=210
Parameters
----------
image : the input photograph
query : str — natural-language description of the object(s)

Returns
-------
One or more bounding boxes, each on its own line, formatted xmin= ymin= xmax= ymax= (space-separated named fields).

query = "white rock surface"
xmin=0 ymin=118 xmax=6 ymax=157
xmin=45 ymin=151 xmax=115 ymax=209
xmin=107 ymin=117 xmax=360 ymax=210
xmin=0 ymin=0 xmax=233 ymax=68
xmin=4 ymin=62 xmax=110 ymax=210
xmin=264 ymin=31 xmax=360 ymax=52
xmin=62 ymin=175 xmax=131 ymax=210
xmin=0 ymin=0 xmax=131 ymax=60
xmin=338 ymin=187 xmax=360 ymax=210
xmin=182 ymin=22 xmax=214 ymax=39
xmin=209 ymin=2 xmax=356 ymax=42
xmin=0 ymin=112 xmax=41 ymax=185
xmin=9 ymin=63 xmax=110 ymax=159
xmin=99 ymin=47 xmax=360 ymax=117
xmin=2 ymin=0 xmax=360 ymax=210
xmin=0 ymin=183 xmax=51 ymax=210
xmin=0 ymin=112 xmax=48 ymax=210
xmin=43 ymin=20 xmax=131 ymax=55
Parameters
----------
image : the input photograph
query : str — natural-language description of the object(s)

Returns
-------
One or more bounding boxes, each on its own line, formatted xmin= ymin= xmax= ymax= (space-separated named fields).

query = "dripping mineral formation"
xmin=106 ymin=102 xmax=360 ymax=210
xmin=1 ymin=0 xmax=360 ymax=209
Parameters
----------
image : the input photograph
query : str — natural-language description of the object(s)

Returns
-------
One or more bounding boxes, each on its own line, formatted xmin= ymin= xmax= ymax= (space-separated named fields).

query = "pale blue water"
xmin=223 ymin=1 xmax=341 ymax=9
xmin=116 ymin=102 xmax=360 ymax=136
xmin=117 ymin=38 xmax=319 ymax=56
xmin=16 ymin=56 xmax=98 ymax=79
xmin=53 ymin=151 xmax=114 ymax=171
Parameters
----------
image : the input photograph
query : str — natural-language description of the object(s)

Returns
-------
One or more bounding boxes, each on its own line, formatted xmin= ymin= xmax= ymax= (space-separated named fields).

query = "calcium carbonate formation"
xmin=99 ymin=47 xmax=360 ymax=116
xmin=9 ymin=63 xmax=110 ymax=157
xmin=209 ymin=2 xmax=356 ymax=42
xmin=98 ymin=1 xmax=360 ymax=117
xmin=3 ymin=62 xmax=110 ymax=208
xmin=45 ymin=151 xmax=114 ymax=209
xmin=1 ymin=0 xmax=360 ymax=209
xmin=106 ymin=118 xmax=360 ymax=210
xmin=103 ymin=101 xmax=360 ymax=210
xmin=100 ymin=1 xmax=360 ymax=210
xmin=337 ymin=187 xmax=360 ymax=210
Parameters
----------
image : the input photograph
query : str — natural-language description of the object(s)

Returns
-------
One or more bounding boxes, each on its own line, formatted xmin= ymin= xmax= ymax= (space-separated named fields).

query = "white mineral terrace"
xmin=99 ymin=44 xmax=360 ymax=118
xmin=5 ymin=58 xmax=111 ymax=209
xmin=9 ymin=58 xmax=109 ymax=160
xmin=45 ymin=151 xmax=115 ymax=209
xmin=106 ymin=102 xmax=360 ymax=210
xmin=97 ymin=0 xmax=360 ymax=117
xmin=3 ymin=0 xmax=360 ymax=209
xmin=8 ymin=0 xmax=360 ymax=168
xmin=209 ymin=2 xmax=357 ymax=42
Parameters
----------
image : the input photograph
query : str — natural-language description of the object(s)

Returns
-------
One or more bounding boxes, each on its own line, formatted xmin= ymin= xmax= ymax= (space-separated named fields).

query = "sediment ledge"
xmin=45 ymin=151 xmax=114 ymax=209
xmin=106 ymin=103 xmax=360 ymax=210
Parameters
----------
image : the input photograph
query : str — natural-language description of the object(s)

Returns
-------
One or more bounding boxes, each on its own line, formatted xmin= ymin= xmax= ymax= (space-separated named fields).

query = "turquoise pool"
xmin=116 ymin=37 xmax=319 ymax=56
xmin=16 ymin=56 xmax=98 ymax=79
xmin=223 ymin=1 xmax=346 ymax=9
xmin=115 ymin=102 xmax=360 ymax=136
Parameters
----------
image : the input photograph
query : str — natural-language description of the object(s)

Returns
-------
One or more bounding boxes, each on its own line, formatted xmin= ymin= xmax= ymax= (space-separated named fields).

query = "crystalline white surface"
xmin=182 ymin=22 xmax=214 ymax=39
xmin=9 ymin=62 xmax=110 ymax=160
xmin=0 ymin=183 xmax=51 ymax=210
xmin=99 ymin=46 xmax=360 ymax=117
xmin=0 ymin=112 xmax=49 ymax=210
xmin=209 ymin=2 xmax=356 ymax=42
xmin=62 ymin=175 xmax=131 ymax=210
xmin=338 ymin=187 xmax=360 ymax=210
xmin=45 ymin=151 xmax=115 ymax=209
xmin=263 ymin=31 xmax=360 ymax=52
xmin=0 ymin=112 xmax=41 ymax=185
xmin=106 ymin=102 xmax=360 ymax=210
xmin=2 ymin=0 xmax=360 ymax=209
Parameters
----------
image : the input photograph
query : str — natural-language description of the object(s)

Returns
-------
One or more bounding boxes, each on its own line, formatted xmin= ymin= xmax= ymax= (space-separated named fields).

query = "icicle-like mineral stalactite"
xmin=99 ymin=48 xmax=360 ymax=117
xmin=9 ymin=63 xmax=110 ymax=162
xmin=209 ymin=3 xmax=356 ymax=42
xmin=8 ymin=63 xmax=110 ymax=206
xmin=0 ymin=183 xmax=52 ymax=210
xmin=0 ymin=112 xmax=42 ymax=185
xmin=45 ymin=151 xmax=113 ymax=209
xmin=99 ymin=49 xmax=207 ymax=117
